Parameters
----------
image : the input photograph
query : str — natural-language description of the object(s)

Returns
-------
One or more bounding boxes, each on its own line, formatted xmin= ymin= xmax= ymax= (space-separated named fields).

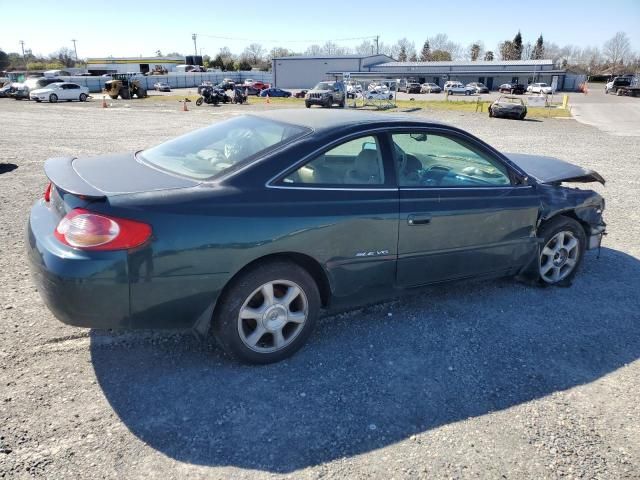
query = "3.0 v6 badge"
xmin=355 ymin=250 xmax=390 ymax=257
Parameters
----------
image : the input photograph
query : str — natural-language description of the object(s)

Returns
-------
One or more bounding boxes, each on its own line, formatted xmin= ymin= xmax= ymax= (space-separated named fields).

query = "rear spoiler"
xmin=44 ymin=157 xmax=105 ymax=199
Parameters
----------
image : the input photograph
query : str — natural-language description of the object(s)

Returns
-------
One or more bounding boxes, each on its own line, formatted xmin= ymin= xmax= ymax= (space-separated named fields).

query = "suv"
xmin=405 ymin=82 xmax=422 ymax=94
xmin=305 ymin=81 xmax=345 ymax=108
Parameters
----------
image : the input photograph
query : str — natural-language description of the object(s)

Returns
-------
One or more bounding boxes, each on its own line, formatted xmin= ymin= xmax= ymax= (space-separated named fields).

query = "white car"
xmin=444 ymin=81 xmax=475 ymax=96
xmin=29 ymin=83 xmax=90 ymax=103
xmin=365 ymin=87 xmax=394 ymax=100
xmin=527 ymin=82 xmax=553 ymax=95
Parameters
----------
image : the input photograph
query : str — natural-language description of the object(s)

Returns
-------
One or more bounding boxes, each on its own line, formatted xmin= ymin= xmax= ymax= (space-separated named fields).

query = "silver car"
xmin=420 ymin=82 xmax=441 ymax=93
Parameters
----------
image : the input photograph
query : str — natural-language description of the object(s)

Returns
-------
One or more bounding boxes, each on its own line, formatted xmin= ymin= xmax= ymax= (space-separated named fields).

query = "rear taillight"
xmin=44 ymin=182 xmax=52 ymax=202
xmin=54 ymin=208 xmax=152 ymax=251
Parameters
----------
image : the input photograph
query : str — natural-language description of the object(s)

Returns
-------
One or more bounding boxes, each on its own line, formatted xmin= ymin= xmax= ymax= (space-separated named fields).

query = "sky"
xmin=1 ymin=0 xmax=639 ymax=59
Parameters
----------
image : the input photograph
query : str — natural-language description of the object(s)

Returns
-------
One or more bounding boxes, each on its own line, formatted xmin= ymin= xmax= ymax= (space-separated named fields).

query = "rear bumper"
xmin=27 ymin=200 xmax=131 ymax=328
xmin=27 ymin=200 xmax=230 ymax=330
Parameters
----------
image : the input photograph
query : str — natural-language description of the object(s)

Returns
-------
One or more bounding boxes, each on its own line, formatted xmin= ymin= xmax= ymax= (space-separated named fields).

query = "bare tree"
xmin=354 ymin=40 xmax=375 ymax=55
xmin=243 ymin=43 xmax=265 ymax=65
xmin=428 ymin=33 xmax=461 ymax=59
xmin=603 ymin=32 xmax=631 ymax=75
xmin=305 ymin=44 xmax=323 ymax=56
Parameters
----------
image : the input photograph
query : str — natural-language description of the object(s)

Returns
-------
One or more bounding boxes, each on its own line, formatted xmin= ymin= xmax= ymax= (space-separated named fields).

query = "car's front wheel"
xmin=79 ymin=93 xmax=88 ymax=102
xmin=49 ymin=94 xmax=58 ymax=103
xmin=537 ymin=216 xmax=586 ymax=285
xmin=212 ymin=261 xmax=320 ymax=364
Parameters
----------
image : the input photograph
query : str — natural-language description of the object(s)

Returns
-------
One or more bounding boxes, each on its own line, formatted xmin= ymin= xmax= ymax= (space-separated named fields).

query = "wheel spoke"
xmin=542 ymin=246 xmax=555 ymax=257
xmin=261 ymin=283 xmax=275 ymax=306
xmin=565 ymin=237 xmax=578 ymax=253
xmin=551 ymin=266 xmax=561 ymax=282
xmin=555 ymin=231 xmax=566 ymax=248
xmin=280 ymin=285 xmax=301 ymax=307
xmin=288 ymin=311 xmax=306 ymax=324
xmin=273 ymin=329 xmax=286 ymax=348
xmin=240 ymin=306 xmax=263 ymax=320
xmin=246 ymin=326 xmax=267 ymax=347
xmin=541 ymin=260 xmax=554 ymax=274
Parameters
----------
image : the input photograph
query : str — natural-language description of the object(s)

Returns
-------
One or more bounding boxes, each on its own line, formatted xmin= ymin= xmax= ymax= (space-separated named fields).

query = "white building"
xmin=273 ymin=56 xmax=570 ymax=90
xmin=86 ymin=57 xmax=184 ymax=75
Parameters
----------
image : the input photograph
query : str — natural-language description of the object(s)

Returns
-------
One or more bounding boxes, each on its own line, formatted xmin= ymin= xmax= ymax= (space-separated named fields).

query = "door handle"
xmin=408 ymin=214 xmax=432 ymax=225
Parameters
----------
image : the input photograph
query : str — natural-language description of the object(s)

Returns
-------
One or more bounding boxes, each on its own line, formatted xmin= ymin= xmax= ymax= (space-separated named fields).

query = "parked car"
xmin=467 ymin=82 xmax=489 ymax=94
xmin=444 ymin=82 xmax=475 ymax=95
xmin=153 ymin=82 xmax=171 ymax=92
xmin=27 ymin=110 xmax=606 ymax=364
xmin=216 ymin=80 xmax=236 ymax=91
xmin=365 ymin=88 xmax=394 ymax=100
xmin=293 ymin=90 xmax=308 ymax=98
xmin=0 ymin=83 xmax=16 ymax=98
xmin=489 ymin=95 xmax=527 ymax=120
xmin=420 ymin=83 xmax=441 ymax=93
xmin=244 ymin=80 xmax=270 ymax=91
xmin=305 ymin=81 xmax=345 ymax=108
xmin=527 ymin=82 xmax=553 ymax=94
xmin=346 ymin=83 xmax=362 ymax=98
xmin=605 ymin=76 xmax=633 ymax=94
xmin=29 ymin=82 xmax=90 ymax=103
xmin=10 ymin=77 xmax=63 ymax=100
xmin=405 ymin=82 xmax=422 ymax=94
xmin=260 ymin=88 xmax=292 ymax=98
xmin=498 ymin=83 xmax=526 ymax=95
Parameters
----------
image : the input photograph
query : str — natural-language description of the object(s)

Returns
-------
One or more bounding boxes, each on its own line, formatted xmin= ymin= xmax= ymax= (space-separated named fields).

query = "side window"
xmin=282 ymin=136 xmax=385 ymax=186
xmin=392 ymin=133 xmax=511 ymax=188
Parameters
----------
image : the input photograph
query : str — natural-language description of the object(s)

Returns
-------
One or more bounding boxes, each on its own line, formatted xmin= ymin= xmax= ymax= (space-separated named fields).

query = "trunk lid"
xmin=506 ymin=153 xmax=605 ymax=185
xmin=44 ymin=153 xmax=199 ymax=198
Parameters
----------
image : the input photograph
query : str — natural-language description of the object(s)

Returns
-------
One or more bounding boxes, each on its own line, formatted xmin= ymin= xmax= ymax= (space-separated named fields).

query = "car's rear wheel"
xmin=537 ymin=216 xmax=585 ymax=285
xmin=519 ymin=111 xmax=526 ymax=120
xmin=196 ymin=97 xmax=204 ymax=106
xmin=488 ymin=108 xmax=493 ymax=117
xmin=212 ymin=261 xmax=320 ymax=364
xmin=79 ymin=93 xmax=88 ymax=102
xmin=49 ymin=94 xmax=58 ymax=103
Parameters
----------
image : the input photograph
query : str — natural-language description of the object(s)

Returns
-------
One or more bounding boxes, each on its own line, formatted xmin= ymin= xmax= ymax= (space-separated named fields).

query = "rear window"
xmin=139 ymin=115 xmax=308 ymax=180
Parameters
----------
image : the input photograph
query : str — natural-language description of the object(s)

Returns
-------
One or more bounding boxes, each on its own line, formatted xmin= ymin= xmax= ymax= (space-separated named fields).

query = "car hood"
xmin=44 ymin=153 xmax=199 ymax=198
xmin=506 ymin=153 xmax=605 ymax=185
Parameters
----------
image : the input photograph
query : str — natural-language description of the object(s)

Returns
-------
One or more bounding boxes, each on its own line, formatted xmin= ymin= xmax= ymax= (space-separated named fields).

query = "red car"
xmin=244 ymin=80 xmax=270 ymax=91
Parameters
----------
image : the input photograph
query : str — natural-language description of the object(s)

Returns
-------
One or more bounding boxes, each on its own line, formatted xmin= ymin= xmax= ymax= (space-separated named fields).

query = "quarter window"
xmin=283 ymin=136 xmax=385 ymax=186
xmin=392 ymin=133 xmax=511 ymax=187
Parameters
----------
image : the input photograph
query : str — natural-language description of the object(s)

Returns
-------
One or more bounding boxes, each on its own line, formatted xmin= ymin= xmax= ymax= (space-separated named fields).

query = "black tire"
xmin=195 ymin=97 xmax=204 ymax=106
xmin=305 ymin=102 xmax=311 ymax=108
xmin=120 ymin=88 xmax=130 ymax=100
xmin=519 ymin=111 xmax=526 ymax=120
xmin=136 ymin=87 xmax=147 ymax=98
xmin=212 ymin=261 xmax=320 ymax=364
xmin=324 ymin=97 xmax=332 ymax=108
xmin=488 ymin=108 xmax=493 ymax=117
xmin=339 ymin=97 xmax=345 ymax=107
xmin=79 ymin=93 xmax=88 ymax=102
xmin=536 ymin=216 xmax=586 ymax=286
xmin=109 ymin=95 xmax=118 ymax=100
xmin=49 ymin=94 xmax=58 ymax=103
xmin=465 ymin=90 xmax=470 ymax=96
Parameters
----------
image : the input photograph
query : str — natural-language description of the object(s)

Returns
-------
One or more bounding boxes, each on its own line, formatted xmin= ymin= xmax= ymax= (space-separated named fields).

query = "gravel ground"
xmin=1 ymin=99 xmax=639 ymax=479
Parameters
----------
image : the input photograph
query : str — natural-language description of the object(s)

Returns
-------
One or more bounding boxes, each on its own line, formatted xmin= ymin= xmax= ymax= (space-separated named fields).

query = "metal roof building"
xmin=273 ymin=56 xmax=570 ymax=90
xmin=86 ymin=56 xmax=184 ymax=75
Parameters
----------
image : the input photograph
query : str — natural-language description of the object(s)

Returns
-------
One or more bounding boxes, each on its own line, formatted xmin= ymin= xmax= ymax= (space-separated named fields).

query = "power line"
xmin=194 ymin=33 xmax=379 ymax=44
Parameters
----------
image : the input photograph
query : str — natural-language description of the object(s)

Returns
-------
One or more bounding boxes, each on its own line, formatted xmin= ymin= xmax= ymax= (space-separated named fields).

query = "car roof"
xmin=251 ymin=109 xmax=449 ymax=132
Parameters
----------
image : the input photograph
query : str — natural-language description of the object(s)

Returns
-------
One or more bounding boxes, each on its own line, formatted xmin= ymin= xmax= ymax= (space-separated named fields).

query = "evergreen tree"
xmin=420 ymin=41 xmax=431 ymax=61
xmin=398 ymin=45 xmax=407 ymax=62
xmin=513 ymin=31 xmax=523 ymax=60
xmin=484 ymin=50 xmax=494 ymax=61
xmin=531 ymin=35 xmax=545 ymax=59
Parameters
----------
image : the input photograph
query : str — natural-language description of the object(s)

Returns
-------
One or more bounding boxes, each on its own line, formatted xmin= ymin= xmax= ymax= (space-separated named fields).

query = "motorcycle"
xmin=196 ymin=86 xmax=231 ymax=106
xmin=233 ymin=87 xmax=247 ymax=104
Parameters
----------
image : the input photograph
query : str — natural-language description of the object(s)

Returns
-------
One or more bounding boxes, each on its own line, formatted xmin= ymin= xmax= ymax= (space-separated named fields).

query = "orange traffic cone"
xmin=102 ymin=96 xmax=107 ymax=108
xmin=182 ymin=98 xmax=189 ymax=112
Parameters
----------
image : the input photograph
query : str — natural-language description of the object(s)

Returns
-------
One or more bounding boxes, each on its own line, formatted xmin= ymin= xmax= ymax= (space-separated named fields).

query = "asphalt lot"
xmin=570 ymin=84 xmax=640 ymax=136
xmin=1 ymin=98 xmax=639 ymax=479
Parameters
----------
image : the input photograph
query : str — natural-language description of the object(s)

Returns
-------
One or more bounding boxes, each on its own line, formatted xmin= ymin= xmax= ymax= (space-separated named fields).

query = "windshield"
xmin=139 ymin=116 xmax=308 ymax=180
xmin=313 ymin=82 xmax=334 ymax=90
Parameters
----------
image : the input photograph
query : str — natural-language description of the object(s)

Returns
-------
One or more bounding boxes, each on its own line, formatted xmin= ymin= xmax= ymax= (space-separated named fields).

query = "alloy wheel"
xmin=539 ymin=230 xmax=580 ymax=283
xmin=237 ymin=280 xmax=308 ymax=353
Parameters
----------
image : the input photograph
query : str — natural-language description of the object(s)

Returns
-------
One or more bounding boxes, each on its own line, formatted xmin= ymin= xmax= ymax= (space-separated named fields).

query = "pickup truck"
xmin=605 ymin=76 xmax=640 ymax=97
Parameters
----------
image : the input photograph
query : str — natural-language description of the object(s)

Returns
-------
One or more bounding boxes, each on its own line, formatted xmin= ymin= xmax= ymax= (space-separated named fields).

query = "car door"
xmin=269 ymin=132 xmax=399 ymax=307
xmin=390 ymin=128 xmax=540 ymax=287
xmin=56 ymin=84 xmax=70 ymax=100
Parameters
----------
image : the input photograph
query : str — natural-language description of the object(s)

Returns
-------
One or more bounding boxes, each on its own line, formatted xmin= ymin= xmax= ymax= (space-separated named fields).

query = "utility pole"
xmin=19 ymin=40 xmax=25 ymax=67
xmin=71 ymin=39 xmax=78 ymax=62
xmin=192 ymin=34 xmax=198 ymax=57
xmin=375 ymin=35 xmax=379 ymax=55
